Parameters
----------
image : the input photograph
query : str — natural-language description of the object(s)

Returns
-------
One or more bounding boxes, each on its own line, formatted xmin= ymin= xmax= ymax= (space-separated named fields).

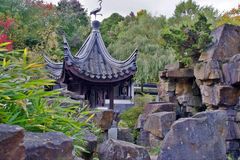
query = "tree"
xmin=169 ymin=0 xmax=219 ymax=27
xmin=57 ymin=0 xmax=90 ymax=53
xmin=162 ymin=14 xmax=212 ymax=65
xmin=216 ymin=5 xmax=240 ymax=27
xmin=108 ymin=11 xmax=175 ymax=84
xmin=100 ymin=13 xmax=124 ymax=47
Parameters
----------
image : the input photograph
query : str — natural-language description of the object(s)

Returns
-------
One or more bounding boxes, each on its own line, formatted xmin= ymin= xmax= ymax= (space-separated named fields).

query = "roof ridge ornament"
xmin=90 ymin=0 xmax=103 ymax=20
xmin=92 ymin=20 xmax=100 ymax=30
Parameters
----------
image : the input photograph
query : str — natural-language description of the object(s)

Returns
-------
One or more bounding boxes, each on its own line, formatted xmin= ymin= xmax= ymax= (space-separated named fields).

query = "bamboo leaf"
xmin=0 ymin=42 xmax=12 ymax=47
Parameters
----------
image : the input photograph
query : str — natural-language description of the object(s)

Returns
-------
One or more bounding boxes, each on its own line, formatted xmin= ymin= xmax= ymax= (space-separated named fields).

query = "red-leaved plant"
xmin=0 ymin=18 xmax=14 ymax=51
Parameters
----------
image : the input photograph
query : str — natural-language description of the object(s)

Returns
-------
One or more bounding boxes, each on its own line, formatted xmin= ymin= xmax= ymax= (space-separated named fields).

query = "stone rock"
xmin=108 ymin=127 xmax=118 ymax=140
xmin=144 ymin=112 xmax=176 ymax=138
xmin=225 ymin=109 xmax=237 ymax=121
xmin=166 ymin=68 xmax=194 ymax=78
xmin=159 ymin=91 xmax=177 ymax=103
xmin=98 ymin=139 xmax=151 ymax=160
xmin=149 ymin=133 xmax=162 ymax=148
xmin=200 ymin=85 xmax=240 ymax=107
xmin=226 ymin=120 xmax=240 ymax=140
xmin=226 ymin=141 xmax=240 ymax=152
xmin=93 ymin=109 xmax=114 ymax=131
xmin=159 ymin=71 xmax=167 ymax=79
xmin=165 ymin=62 xmax=184 ymax=71
xmin=222 ymin=54 xmax=240 ymax=86
xmin=136 ymin=129 xmax=150 ymax=147
xmin=177 ymin=94 xmax=202 ymax=107
xmin=24 ymin=132 xmax=73 ymax=160
xmin=175 ymin=79 xmax=192 ymax=95
xmin=162 ymin=80 xmax=176 ymax=92
xmin=158 ymin=110 xmax=227 ymax=160
xmin=236 ymin=112 xmax=240 ymax=122
xmin=194 ymin=60 xmax=223 ymax=81
xmin=0 ymin=124 xmax=25 ymax=160
xmin=136 ymin=114 xmax=145 ymax=129
xmin=143 ymin=102 xmax=177 ymax=118
xmin=81 ymin=130 xmax=98 ymax=160
xmin=74 ymin=157 xmax=84 ymax=160
xmin=199 ymin=24 xmax=240 ymax=61
xmin=117 ymin=128 xmax=134 ymax=143
xmin=60 ymin=89 xmax=85 ymax=100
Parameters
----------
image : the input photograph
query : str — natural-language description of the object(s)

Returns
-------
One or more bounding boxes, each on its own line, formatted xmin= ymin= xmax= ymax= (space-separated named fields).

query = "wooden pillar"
xmin=109 ymin=86 xmax=114 ymax=110
xmin=90 ymin=88 xmax=96 ymax=108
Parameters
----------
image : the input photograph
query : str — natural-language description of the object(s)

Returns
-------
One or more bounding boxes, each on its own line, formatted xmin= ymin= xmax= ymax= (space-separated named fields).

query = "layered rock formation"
xmin=157 ymin=24 xmax=240 ymax=159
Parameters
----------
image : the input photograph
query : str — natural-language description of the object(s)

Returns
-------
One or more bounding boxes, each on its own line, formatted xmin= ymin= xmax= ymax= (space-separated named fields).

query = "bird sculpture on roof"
xmin=90 ymin=0 xmax=103 ymax=19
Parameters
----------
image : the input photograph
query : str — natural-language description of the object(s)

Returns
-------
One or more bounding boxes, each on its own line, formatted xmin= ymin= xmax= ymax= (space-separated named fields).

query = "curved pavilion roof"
xmin=45 ymin=20 xmax=138 ymax=83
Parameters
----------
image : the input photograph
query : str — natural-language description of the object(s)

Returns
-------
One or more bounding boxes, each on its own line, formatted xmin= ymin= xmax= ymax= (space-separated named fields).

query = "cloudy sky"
xmin=45 ymin=0 xmax=239 ymax=20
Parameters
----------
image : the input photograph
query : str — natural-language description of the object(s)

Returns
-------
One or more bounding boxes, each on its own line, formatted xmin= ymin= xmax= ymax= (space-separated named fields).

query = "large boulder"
xmin=144 ymin=112 xmax=176 ymax=138
xmin=0 ymin=124 xmax=25 ymax=160
xmin=24 ymin=132 xmax=73 ymax=160
xmin=93 ymin=109 xmax=114 ymax=131
xmin=158 ymin=110 xmax=227 ymax=160
xmin=199 ymin=24 xmax=240 ymax=61
xmin=98 ymin=139 xmax=151 ymax=160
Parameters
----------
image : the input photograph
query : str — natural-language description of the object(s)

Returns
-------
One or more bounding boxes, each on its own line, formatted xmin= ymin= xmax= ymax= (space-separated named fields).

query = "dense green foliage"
xmin=169 ymin=0 xmax=218 ymax=27
xmin=0 ymin=0 xmax=90 ymax=60
xmin=100 ymin=13 xmax=124 ymax=47
xmin=107 ymin=11 xmax=175 ymax=83
xmin=162 ymin=14 xmax=212 ymax=65
xmin=216 ymin=5 xmax=240 ymax=27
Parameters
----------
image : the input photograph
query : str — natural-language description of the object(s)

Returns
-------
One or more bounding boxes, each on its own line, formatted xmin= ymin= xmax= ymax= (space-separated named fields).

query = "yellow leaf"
xmin=85 ymin=113 xmax=95 ymax=123
xmin=24 ymin=48 xmax=27 ymax=56
xmin=0 ymin=42 xmax=12 ymax=47
xmin=23 ymin=48 xmax=28 ymax=64
xmin=24 ymin=63 xmax=44 ymax=70
xmin=0 ymin=48 xmax=8 ymax=52
xmin=2 ymin=58 xmax=7 ymax=67
xmin=2 ymin=95 xmax=11 ymax=100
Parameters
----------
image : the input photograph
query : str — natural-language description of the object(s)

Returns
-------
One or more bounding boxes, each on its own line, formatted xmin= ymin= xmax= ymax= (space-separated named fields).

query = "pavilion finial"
xmin=92 ymin=20 xmax=100 ymax=30
xmin=90 ymin=0 xmax=103 ymax=19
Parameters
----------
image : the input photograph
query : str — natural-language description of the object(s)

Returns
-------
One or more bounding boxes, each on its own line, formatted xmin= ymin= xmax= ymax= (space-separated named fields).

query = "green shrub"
xmin=119 ymin=106 xmax=144 ymax=129
xmin=134 ymin=93 xmax=155 ymax=107
xmin=149 ymin=146 xmax=161 ymax=156
xmin=120 ymin=94 xmax=154 ymax=129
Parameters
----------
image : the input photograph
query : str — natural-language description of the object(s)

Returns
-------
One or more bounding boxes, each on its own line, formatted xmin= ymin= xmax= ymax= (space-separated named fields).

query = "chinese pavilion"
xmin=44 ymin=20 xmax=138 ymax=109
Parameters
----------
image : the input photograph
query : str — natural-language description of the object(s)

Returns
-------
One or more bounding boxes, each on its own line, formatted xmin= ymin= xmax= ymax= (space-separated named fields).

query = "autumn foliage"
xmin=0 ymin=18 xmax=14 ymax=51
xmin=216 ymin=5 xmax=240 ymax=27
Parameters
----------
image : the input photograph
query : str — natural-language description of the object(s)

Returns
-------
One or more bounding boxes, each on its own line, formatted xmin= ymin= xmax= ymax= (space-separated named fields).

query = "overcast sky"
xmin=45 ymin=0 xmax=239 ymax=21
